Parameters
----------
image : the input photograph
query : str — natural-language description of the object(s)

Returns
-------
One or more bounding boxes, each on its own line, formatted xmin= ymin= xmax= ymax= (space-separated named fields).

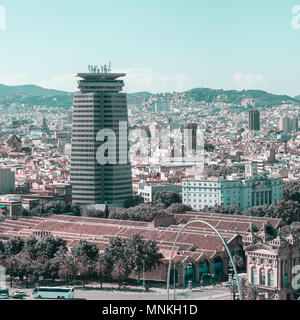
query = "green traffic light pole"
xmin=167 ymin=219 xmax=243 ymax=300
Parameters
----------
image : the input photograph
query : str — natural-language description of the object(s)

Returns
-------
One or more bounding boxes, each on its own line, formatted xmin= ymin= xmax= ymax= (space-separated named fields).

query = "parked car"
xmin=11 ymin=291 xmax=26 ymax=299
xmin=0 ymin=294 xmax=9 ymax=299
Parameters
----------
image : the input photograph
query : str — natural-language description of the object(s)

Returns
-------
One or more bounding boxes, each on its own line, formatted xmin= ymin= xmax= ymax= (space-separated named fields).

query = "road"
xmin=3 ymin=285 xmax=232 ymax=301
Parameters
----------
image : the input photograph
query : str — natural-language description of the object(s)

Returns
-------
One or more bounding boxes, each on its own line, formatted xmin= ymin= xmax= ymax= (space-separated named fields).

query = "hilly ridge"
xmin=0 ymin=83 xmax=299 ymax=109
xmin=0 ymin=84 xmax=70 ymax=97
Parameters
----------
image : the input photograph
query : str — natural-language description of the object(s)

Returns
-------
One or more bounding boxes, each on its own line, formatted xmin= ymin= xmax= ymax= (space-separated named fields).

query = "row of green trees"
xmin=26 ymin=201 xmax=81 ymax=217
xmin=201 ymin=199 xmax=300 ymax=225
xmin=0 ymin=234 xmax=162 ymax=289
xmin=108 ymin=191 xmax=192 ymax=222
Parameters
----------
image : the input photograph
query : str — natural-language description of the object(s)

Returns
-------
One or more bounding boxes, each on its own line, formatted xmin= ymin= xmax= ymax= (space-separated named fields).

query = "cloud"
xmin=38 ymin=68 xmax=197 ymax=93
xmin=233 ymin=72 xmax=265 ymax=90
xmin=116 ymin=68 xmax=196 ymax=93
xmin=38 ymin=74 xmax=76 ymax=92
xmin=0 ymin=71 xmax=29 ymax=86
xmin=0 ymin=68 xmax=197 ymax=93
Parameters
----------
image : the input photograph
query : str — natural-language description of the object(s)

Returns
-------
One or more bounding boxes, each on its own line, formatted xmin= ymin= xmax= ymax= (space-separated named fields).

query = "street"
xmin=2 ymin=284 xmax=232 ymax=301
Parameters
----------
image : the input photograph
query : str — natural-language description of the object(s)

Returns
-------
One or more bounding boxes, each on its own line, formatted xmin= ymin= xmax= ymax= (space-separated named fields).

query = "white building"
xmin=0 ymin=168 xmax=15 ymax=195
xmin=182 ymin=163 xmax=283 ymax=211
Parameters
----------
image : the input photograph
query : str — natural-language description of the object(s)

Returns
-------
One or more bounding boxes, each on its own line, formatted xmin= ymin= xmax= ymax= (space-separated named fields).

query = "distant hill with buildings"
xmin=183 ymin=88 xmax=299 ymax=107
xmin=133 ymin=88 xmax=300 ymax=108
xmin=0 ymin=84 xmax=69 ymax=97
xmin=0 ymin=84 xmax=299 ymax=109
xmin=0 ymin=84 xmax=73 ymax=109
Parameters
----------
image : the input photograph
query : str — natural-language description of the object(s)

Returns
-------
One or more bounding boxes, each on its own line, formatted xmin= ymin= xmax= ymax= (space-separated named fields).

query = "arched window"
xmin=260 ymin=268 xmax=266 ymax=285
xmin=213 ymin=256 xmax=223 ymax=282
xmin=199 ymin=259 xmax=210 ymax=284
xmin=284 ymin=260 xmax=289 ymax=287
xmin=251 ymin=267 xmax=257 ymax=284
xmin=268 ymin=270 xmax=274 ymax=287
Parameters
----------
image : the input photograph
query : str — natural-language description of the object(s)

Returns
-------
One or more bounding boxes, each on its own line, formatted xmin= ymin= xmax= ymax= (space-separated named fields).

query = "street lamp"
xmin=142 ymin=260 xmax=145 ymax=291
xmin=167 ymin=219 xmax=243 ymax=300
xmin=173 ymin=261 xmax=176 ymax=300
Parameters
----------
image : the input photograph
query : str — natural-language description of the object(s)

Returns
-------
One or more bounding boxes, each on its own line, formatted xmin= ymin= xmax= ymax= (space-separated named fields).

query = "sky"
xmin=0 ymin=0 xmax=299 ymax=95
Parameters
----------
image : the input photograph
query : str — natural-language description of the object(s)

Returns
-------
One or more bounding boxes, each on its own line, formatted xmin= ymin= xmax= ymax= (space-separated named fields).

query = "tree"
xmin=35 ymin=236 xmax=67 ymax=262
xmin=245 ymin=283 xmax=264 ymax=300
xmin=0 ymin=240 xmax=5 ymax=260
xmin=242 ymin=200 xmax=300 ymax=225
xmin=4 ymin=256 xmax=19 ymax=287
xmin=29 ymin=206 xmax=43 ymax=217
xmin=71 ymin=203 xmax=81 ymax=216
xmin=165 ymin=203 xmax=193 ymax=214
xmin=93 ymin=259 xmax=106 ymax=289
xmin=44 ymin=259 xmax=60 ymax=280
xmin=243 ymin=205 xmax=268 ymax=218
xmin=71 ymin=240 xmax=99 ymax=262
xmin=28 ymin=262 xmax=46 ymax=285
xmin=84 ymin=208 xmax=106 ymax=218
xmin=124 ymin=195 xmax=144 ymax=208
xmin=202 ymin=204 xmax=241 ymax=215
xmin=77 ymin=256 xmax=92 ymax=288
xmin=111 ymin=260 xmax=128 ymax=289
xmin=266 ymin=200 xmax=300 ymax=224
xmin=153 ymin=191 xmax=181 ymax=208
xmin=57 ymin=255 xmax=78 ymax=287
xmin=284 ymin=180 xmax=300 ymax=203
xmin=15 ymin=252 xmax=33 ymax=288
xmin=4 ymin=237 xmax=24 ymax=256
xmin=126 ymin=234 xmax=163 ymax=283
xmin=24 ymin=236 xmax=38 ymax=260
xmin=101 ymin=237 xmax=130 ymax=277
xmin=109 ymin=204 xmax=167 ymax=222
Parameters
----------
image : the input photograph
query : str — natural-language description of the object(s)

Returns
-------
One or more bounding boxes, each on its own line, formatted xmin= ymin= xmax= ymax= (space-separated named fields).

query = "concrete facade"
xmin=71 ymin=70 xmax=133 ymax=207
xmin=0 ymin=168 xmax=15 ymax=195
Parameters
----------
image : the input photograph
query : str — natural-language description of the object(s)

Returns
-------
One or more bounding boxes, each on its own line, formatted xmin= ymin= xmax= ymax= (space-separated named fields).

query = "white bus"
xmin=32 ymin=287 xmax=75 ymax=299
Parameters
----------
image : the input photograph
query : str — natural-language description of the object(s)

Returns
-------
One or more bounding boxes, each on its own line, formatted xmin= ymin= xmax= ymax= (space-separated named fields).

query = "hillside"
xmin=162 ymin=88 xmax=298 ymax=107
xmin=0 ymin=84 xmax=299 ymax=109
xmin=0 ymin=84 xmax=69 ymax=97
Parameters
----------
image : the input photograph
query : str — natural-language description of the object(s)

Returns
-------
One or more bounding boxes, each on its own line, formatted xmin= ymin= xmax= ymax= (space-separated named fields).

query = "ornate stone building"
xmin=245 ymin=222 xmax=300 ymax=300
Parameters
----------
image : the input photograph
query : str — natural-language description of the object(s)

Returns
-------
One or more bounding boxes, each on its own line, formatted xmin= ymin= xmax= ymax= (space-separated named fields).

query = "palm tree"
xmin=4 ymin=256 xmax=18 ymax=287
xmin=58 ymin=257 xmax=75 ymax=287
xmin=111 ymin=260 xmax=128 ymax=290
xmin=245 ymin=283 xmax=264 ymax=300
xmin=15 ymin=252 xmax=32 ymax=288
xmin=77 ymin=257 xmax=92 ymax=288
xmin=93 ymin=260 xmax=106 ymax=289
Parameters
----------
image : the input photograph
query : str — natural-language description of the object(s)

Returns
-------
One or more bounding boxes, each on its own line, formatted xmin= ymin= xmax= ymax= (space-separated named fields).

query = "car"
xmin=0 ymin=294 xmax=10 ymax=299
xmin=223 ymin=281 xmax=232 ymax=287
xmin=11 ymin=291 xmax=26 ymax=299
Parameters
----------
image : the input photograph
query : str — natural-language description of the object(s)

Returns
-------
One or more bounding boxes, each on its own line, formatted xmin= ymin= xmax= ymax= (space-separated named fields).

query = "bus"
xmin=32 ymin=287 xmax=75 ymax=299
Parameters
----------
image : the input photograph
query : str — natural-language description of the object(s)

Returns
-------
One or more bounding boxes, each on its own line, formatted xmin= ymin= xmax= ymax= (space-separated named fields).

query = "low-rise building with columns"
xmin=182 ymin=163 xmax=283 ymax=211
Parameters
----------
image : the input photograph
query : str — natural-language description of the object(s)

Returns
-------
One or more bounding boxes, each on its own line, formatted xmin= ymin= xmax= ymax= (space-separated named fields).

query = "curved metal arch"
xmin=166 ymin=219 xmax=243 ymax=300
